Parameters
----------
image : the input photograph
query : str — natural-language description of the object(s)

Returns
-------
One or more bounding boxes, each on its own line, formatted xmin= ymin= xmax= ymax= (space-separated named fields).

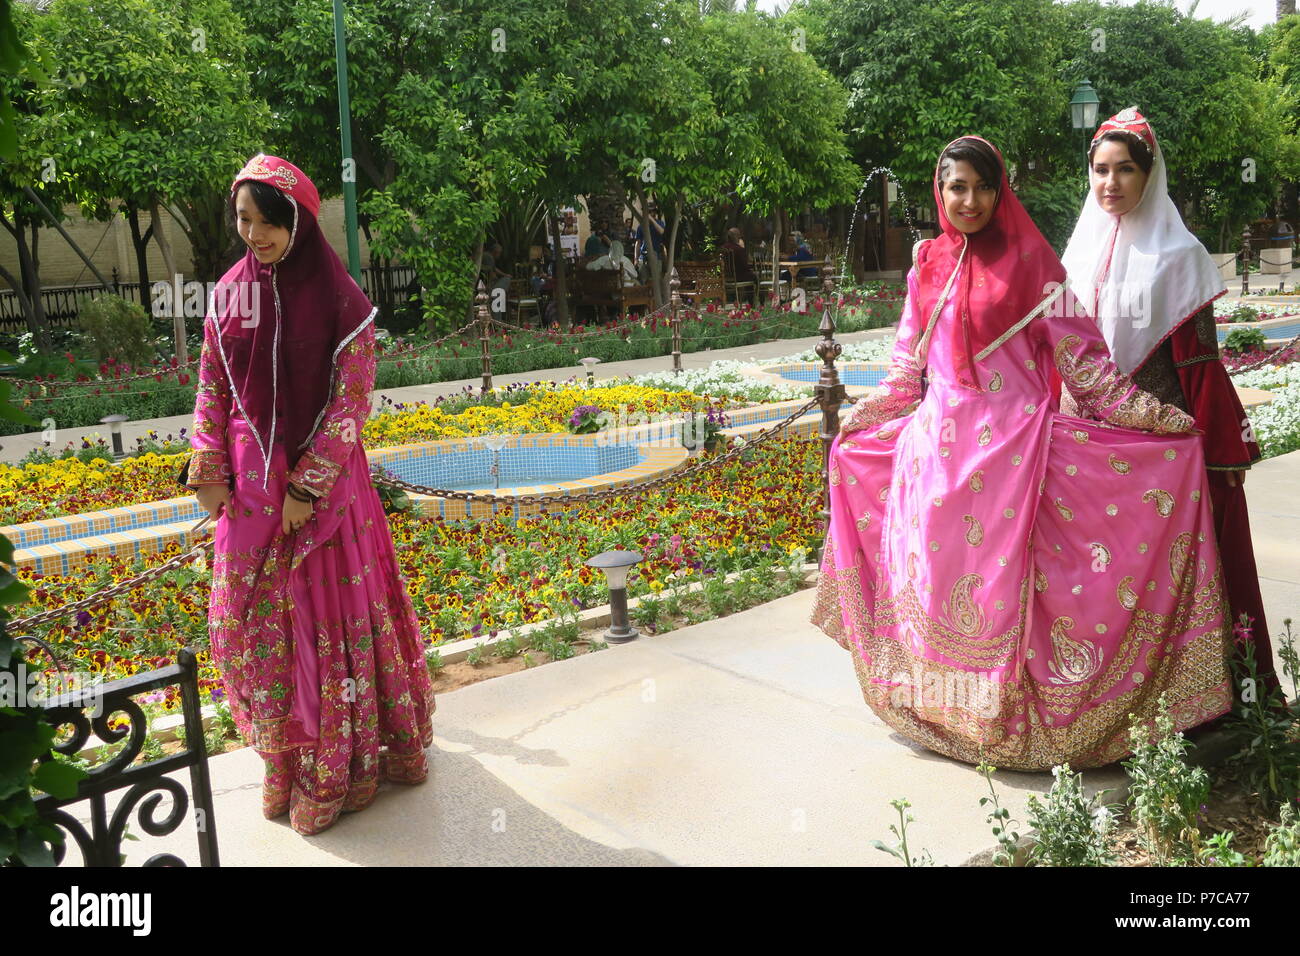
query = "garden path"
xmin=0 ymin=327 xmax=896 ymax=465
xmin=107 ymin=450 xmax=1298 ymax=867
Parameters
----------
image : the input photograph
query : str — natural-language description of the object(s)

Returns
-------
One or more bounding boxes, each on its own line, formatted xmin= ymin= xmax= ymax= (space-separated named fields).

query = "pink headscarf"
xmin=209 ymin=154 xmax=374 ymax=489
xmin=915 ymin=136 xmax=1072 ymax=390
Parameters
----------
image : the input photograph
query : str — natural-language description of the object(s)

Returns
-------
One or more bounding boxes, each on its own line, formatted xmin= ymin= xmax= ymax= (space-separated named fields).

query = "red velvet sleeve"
xmin=1169 ymin=309 xmax=1261 ymax=470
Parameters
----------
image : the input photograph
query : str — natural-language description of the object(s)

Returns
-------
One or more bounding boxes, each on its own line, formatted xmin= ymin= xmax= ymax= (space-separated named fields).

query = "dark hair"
xmin=231 ymin=179 xmax=296 ymax=232
xmin=937 ymin=138 xmax=1002 ymax=193
xmin=1088 ymin=131 xmax=1153 ymax=175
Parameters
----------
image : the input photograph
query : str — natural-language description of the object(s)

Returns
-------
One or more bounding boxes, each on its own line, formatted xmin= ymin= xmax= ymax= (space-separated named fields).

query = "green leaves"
xmin=31 ymin=759 xmax=84 ymax=800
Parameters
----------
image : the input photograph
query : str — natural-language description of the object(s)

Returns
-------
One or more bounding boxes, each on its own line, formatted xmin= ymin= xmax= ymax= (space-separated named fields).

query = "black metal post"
xmin=670 ymin=275 xmax=682 ymax=375
xmin=813 ymin=263 xmax=846 ymax=561
xmin=477 ymin=289 xmax=493 ymax=394
xmin=1241 ymin=228 xmax=1252 ymax=297
xmin=178 ymin=647 xmax=219 ymax=867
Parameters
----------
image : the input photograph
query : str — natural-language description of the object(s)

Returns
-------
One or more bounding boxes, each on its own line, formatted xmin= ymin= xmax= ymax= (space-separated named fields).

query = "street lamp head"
xmin=1069 ymin=79 xmax=1101 ymax=132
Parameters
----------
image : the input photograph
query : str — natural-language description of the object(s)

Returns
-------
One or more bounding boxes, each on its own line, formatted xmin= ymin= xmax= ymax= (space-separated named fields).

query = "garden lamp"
xmin=1070 ymin=80 xmax=1101 ymax=173
xmin=100 ymin=414 xmax=129 ymax=458
xmin=1069 ymin=79 xmax=1100 ymax=132
xmin=579 ymin=356 xmax=602 ymax=386
xmin=585 ymin=549 xmax=643 ymax=643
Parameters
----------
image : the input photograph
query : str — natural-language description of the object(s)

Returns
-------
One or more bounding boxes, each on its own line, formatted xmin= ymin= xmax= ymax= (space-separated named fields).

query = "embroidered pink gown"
xmin=190 ymin=316 xmax=435 ymax=834
xmin=811 ymin=266 xmax=1233 ymax=770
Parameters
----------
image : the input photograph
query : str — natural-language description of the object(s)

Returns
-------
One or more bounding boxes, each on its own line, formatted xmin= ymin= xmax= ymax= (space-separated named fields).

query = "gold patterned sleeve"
xmin=841 ymin=286 xmax=923 ymax=435
xmin=1049 ymin=323 xmax=1193 ymax=435
xmin=287 ymin=321 xmax=375 ymax=498
xmin=187 ymin=316 xmax=233 ymax=487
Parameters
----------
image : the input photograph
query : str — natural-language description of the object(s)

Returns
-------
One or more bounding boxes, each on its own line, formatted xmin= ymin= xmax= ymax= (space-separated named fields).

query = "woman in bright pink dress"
xmin=811 ymin=137 xmax=1232 ymax=771
xmin=187 ymin=154 xmax=435 ymax=835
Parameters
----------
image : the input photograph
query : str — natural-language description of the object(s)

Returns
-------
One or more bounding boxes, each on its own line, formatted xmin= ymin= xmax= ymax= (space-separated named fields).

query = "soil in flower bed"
xmin=1107 ymin=765 xmax=1290 ymax=866
xmin=429 ymin=639 xmax=605 ymax=693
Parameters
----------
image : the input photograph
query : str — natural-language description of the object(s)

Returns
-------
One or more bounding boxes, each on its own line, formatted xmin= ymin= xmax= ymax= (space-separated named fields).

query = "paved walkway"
xmin=106 ymin=451 xmax=1298 ymax=867
xmin=3 ymin=277 xmax=1294 ymax=464
xmin=0 ymin=326 xmax=895 ymax=465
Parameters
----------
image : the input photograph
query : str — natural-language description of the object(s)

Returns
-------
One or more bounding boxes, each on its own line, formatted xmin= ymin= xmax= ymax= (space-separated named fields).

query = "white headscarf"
xmin=1061 ymin=107 xmax=1225 ymax=375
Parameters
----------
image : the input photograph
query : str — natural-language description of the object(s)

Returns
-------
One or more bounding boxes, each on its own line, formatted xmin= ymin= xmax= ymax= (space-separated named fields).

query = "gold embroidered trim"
xmin=975 ymin=280 xmax=1069 ymax=361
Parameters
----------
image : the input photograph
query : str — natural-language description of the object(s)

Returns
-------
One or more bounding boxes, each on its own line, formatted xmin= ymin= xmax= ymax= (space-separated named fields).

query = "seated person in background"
xmin=480 ymin=241 xmax=512 ymax=319
xmin=585 ymin=222 xmax=611 ymax=258
xmin=585 ymin=240 xmax=638 ymax=285
xmin=721 ymin=227 xmax=756 ymax=283
xmin=781 ymin=232 xmax=818 ymax=281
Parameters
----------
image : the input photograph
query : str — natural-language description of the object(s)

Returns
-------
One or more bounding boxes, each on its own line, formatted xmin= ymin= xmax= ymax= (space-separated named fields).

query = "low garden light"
xmin=585 ymin=549 xmax=643 ymax=644
xmin=579 ymin=356 xmax=601 ymax=386
xmin=100 ymin=414 xmax=129 ymax=458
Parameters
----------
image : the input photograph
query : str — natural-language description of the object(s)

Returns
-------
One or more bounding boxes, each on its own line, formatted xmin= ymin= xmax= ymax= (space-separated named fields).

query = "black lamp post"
xmin=585 ymin=549 xmax=643 ymax=643
xmin=1069 ymin=79 xmax=1101 ymax=171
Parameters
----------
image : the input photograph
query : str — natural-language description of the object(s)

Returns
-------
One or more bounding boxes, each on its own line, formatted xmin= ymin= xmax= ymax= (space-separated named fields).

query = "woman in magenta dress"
xmin=1061 ymin=107 xmax=1276 ymax=694
xmin=186 ymin=154 xmax=435 ymax=835
xmin=811 ymin=137 xmax=1233 ymax=771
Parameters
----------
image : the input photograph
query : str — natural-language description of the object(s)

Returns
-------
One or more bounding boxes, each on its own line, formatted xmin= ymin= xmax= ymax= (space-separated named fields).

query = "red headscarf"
xmin=209 ymin=154 xmax=374 ymax=489
xmin=915 ymin=136 xmax=1069 ymax=389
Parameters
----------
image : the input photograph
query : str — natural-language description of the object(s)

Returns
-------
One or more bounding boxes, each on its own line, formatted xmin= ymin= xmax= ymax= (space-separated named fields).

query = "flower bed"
xmin=0 ymin=383 xmax=747 ymax=525
xmin=1235 ymin=361 xmax=1300 ymax=459
xmin=15 ymin=436 xmax=822 ymax=709
xmin=1213 ymin=301 xmax=1299 ymax=324
xmin=0 ymin=293 xmax=904 ymax=437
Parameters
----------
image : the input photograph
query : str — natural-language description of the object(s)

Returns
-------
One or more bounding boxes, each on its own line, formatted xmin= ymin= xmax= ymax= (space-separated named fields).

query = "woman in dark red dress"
xmin=1062 ymin=107 xmax=1277 ymax=694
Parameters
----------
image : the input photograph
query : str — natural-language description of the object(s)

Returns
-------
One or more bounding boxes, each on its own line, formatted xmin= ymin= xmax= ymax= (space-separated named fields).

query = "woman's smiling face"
xmin=235 ymin=184 xmax=292 ymax=264
xmin=941 ymin=160 xmax=997 ymax=235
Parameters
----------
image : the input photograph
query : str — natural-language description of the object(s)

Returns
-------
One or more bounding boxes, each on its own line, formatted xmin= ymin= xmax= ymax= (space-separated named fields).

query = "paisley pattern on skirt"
xmin=815 ymin=266 xmax=1230 ymax=771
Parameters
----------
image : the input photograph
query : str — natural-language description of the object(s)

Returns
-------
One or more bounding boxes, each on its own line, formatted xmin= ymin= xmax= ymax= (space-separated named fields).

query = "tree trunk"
xmin=149 ymin=195 xmax=187 ymax=365
xmin=665 ymin=198 xmax=682 ymax=304
xmin=549 ymin=215 xmax=571 ymax=331
xmin=631 ymin=181 xmax=663 ymax=308
xmin=173 ymin=193 xmax=230 ymax=282
xmin=0 ymin=261 xmax=38 ymax=349
xmin=1 ymin=212 xmax=53 ymax=353
xmin=126 ymin=204 xmax=155 ymax=317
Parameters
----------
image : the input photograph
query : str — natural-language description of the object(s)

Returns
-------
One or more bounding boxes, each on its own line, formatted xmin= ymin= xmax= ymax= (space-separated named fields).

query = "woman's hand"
xmin=282 ymin=492 xmax=313 ymax=535
xmin=194 ymin=483 xmax=231 ymax=521
xmin=1226 ymin=470 xmax=1246 ymax=488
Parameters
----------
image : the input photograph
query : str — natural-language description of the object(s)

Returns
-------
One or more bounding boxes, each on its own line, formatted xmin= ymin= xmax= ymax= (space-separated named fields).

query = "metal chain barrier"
xmin=5 ymin=398 xmax=820 ymax=632
xmin=489 ymin=304 xmax=668 ymax=340
xmin=373 ymin=317 xmax=480 ymax=363
xmin=371 ymin=395 xmax=820 ymax=507
xmin=1227 ymin=331 xmax=1300 ymax=376
xmin=1 ymin=316 xmax=481 ymax=396
xmin=5 ymin=520 xmax=215 ymax=635
xmin=4 ymin=362 xmax=198 ymax=392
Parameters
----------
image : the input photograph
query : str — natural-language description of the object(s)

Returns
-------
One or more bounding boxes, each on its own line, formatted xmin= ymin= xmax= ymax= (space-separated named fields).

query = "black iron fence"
xmin=0 ymin=264 xmax=420 ymax=335
xmin=33 ymin=646 xmax=220 ymax=867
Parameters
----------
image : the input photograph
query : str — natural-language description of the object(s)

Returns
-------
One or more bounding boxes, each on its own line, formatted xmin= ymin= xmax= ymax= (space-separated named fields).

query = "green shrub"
xmin=1123 ymin=695 xmax=1210 ymax=865
xmin=75 ymin=294 xmax=157 ymax=368
xmin=1262 ymin=803 xmax=1300 ymax=867
xmin=1026 ymin=764 xmax=1117 ymax=866
xmin=1224 ymin=327 xmax=1266 ymax=353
